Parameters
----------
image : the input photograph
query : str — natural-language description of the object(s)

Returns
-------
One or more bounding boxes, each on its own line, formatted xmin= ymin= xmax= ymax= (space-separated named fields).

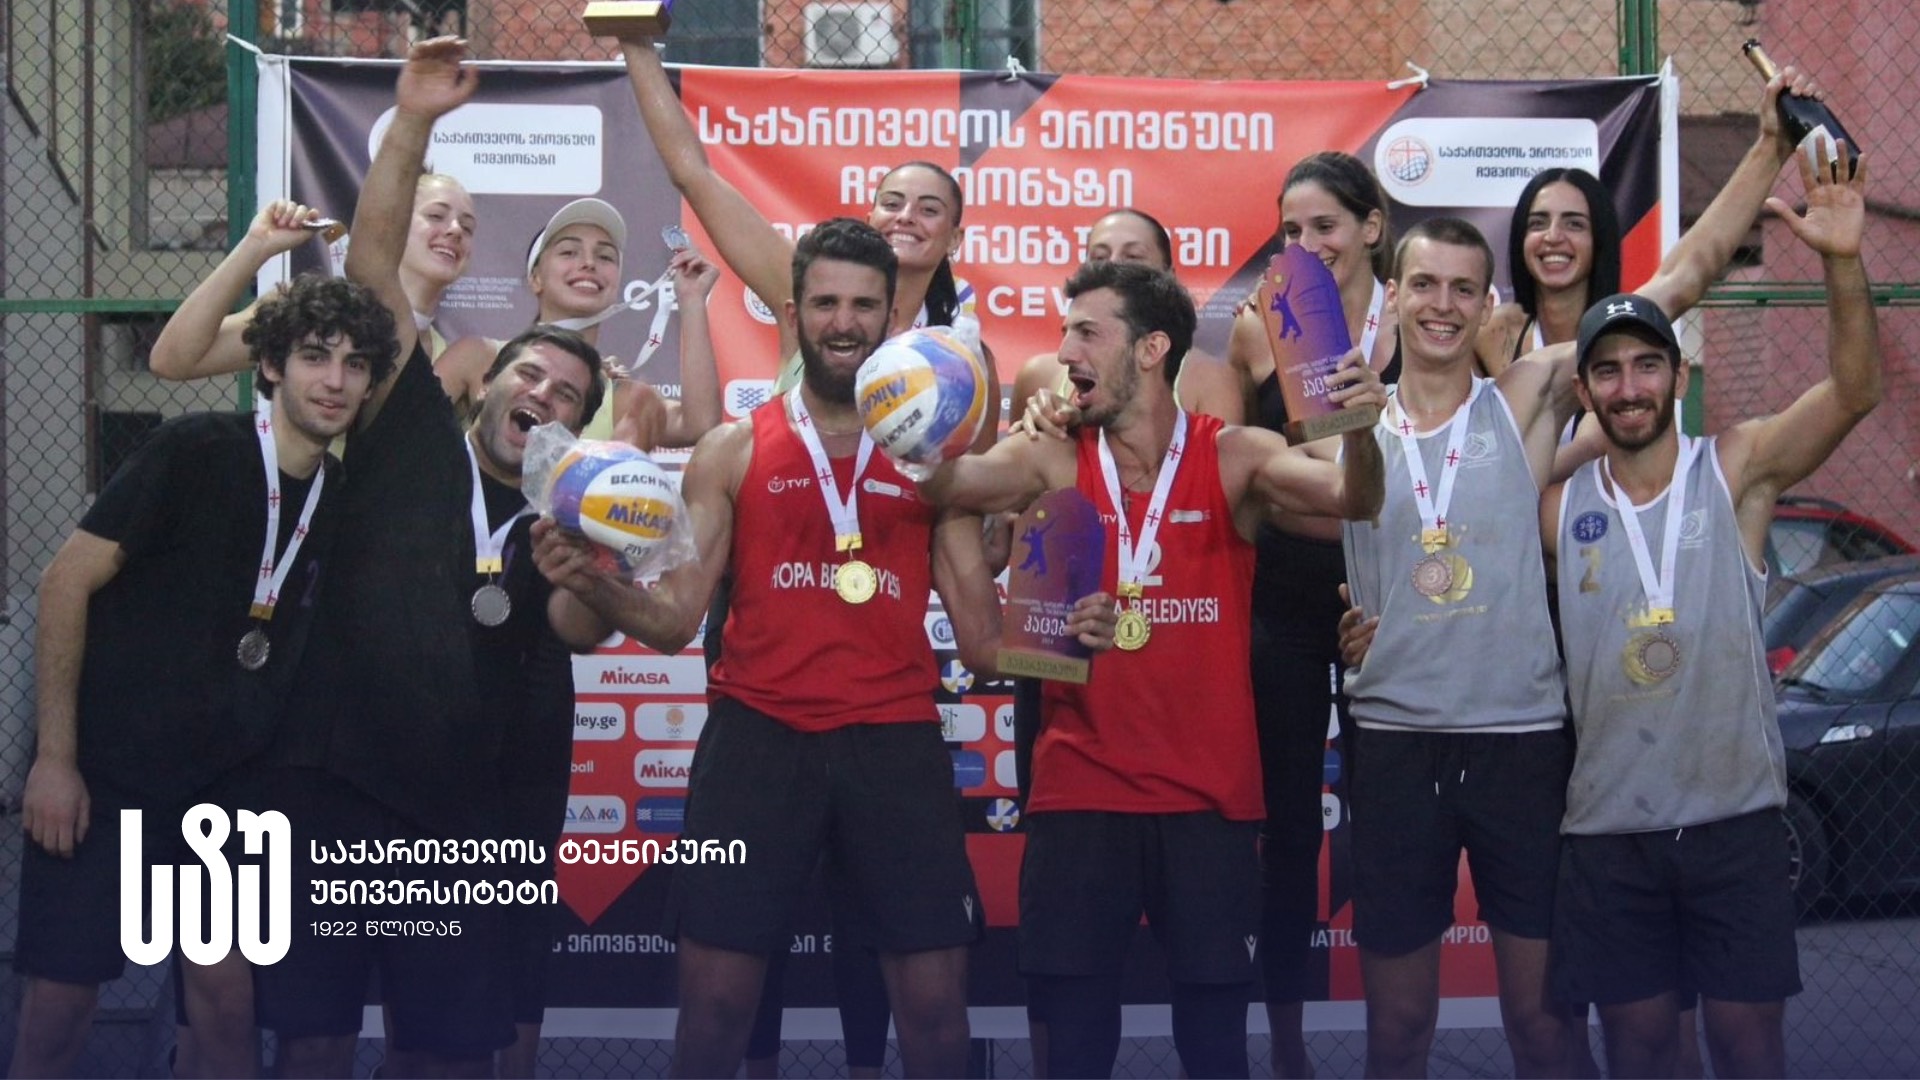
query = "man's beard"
xmin=1593 ymin=392 xmax=1676 ymax=452
xmin=798 ymin=336 xmax=865 ymax=406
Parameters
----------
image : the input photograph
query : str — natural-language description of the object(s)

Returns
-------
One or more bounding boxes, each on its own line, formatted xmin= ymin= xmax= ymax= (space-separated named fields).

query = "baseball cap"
xmin=1576 ymin=293 xmax=1680 ymax=374
xmin=526 ymin=198 xmax=627 ymax=277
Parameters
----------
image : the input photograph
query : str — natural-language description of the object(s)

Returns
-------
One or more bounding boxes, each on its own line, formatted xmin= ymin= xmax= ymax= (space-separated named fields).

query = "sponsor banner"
xmin=262 ymin=56 xmax=1670 ymax=1018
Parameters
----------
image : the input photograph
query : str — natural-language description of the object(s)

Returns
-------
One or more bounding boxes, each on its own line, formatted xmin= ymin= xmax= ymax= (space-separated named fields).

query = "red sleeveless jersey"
xmin=1035 ymin=413 xmax=1262 ymax=819
xmin=708 ymin=400 xmax=938 ymax=731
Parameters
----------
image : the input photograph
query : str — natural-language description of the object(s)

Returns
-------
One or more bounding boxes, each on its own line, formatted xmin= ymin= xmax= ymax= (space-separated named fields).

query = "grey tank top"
xmin=1342 ymin=379 xmax=1566 ymax=732
xmin=1555 ymin=438 xmax=1786 ymax=834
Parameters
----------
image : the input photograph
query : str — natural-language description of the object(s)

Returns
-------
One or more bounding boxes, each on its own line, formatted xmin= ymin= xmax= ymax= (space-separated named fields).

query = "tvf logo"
xmin=120 ymin=805 xmax=292 ymax=966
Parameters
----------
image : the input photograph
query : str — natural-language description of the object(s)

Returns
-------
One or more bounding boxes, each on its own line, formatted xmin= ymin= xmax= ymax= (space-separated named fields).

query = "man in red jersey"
xmin=536 ymin=217 xmax=1110 ymax=1079
xmin=917 ymin=259 xmax=1385 ymax=1078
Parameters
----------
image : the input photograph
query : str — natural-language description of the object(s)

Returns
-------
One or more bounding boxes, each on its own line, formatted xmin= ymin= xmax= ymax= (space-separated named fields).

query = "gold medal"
xmin=835 ymin=559 xmax=878 ymax=604
xmin=1623 ymin=628 xmax=1683 ymax=686
xmin=1114 ymin=607 xmax=1151 ymax=651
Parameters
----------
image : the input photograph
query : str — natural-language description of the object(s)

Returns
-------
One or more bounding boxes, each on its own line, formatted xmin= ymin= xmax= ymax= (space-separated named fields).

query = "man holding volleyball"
xmin=537 ymin=217 xmax=1111 ymax=1079
xmin=916 ymin=259 xmax=1385 ymax=1078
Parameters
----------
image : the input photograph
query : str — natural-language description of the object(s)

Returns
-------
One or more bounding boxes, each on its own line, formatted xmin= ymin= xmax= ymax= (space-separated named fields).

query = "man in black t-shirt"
xmin=247 ymin=39 xmax=617 ymax=1079
xmin=11 ymin=275 xmax=396 ymax=1079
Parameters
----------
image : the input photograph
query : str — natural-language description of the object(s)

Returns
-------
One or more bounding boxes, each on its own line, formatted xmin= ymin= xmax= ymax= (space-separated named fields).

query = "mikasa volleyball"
xmin=854 ymin=324 xmax=989 ymax=471
xmin=547 ymin=445 xmax=678 ymax=573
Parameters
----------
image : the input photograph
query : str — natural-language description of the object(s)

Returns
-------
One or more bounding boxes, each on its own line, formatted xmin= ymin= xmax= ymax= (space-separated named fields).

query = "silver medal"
xmin=471 ymin=582 xmax=513 ymax=627
xmin=662 ymin=224 xmax=691 ymax=252
xmin=237 ymin=627 xmax=271 ymax=671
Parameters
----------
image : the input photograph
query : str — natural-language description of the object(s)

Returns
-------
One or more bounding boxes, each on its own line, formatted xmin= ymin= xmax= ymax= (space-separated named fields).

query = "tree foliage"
xmin=146 ymin=0 xmax=227 ymax=124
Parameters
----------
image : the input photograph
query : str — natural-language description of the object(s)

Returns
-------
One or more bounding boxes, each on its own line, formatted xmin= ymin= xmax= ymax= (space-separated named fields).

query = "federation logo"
xmin=1680 ymin=509 xmax=1708 ymax=544
xmin=1383 ymin=135 xmax=1433 ymax=185
xmin=1462 ymin=430 xmax=1496 ymax=462
xmin=1572 ymin=511 xmax=1609 ymax=544
xmin=726 ymin=380 xmax=775 ymax=418
xmin=985 ymin=798 xmax=1022 ymax=832
xmin=941 ymin=660 xmax=975 ymax=694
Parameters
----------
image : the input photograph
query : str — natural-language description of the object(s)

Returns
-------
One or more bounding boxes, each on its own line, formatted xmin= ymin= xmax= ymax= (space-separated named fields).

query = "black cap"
xmin=1576 ymin=293 xmax=1680 ymax=374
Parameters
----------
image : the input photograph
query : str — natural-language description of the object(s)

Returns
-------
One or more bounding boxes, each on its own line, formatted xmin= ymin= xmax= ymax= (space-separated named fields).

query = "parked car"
xmin=1776 ymin=572 xmax=1920 ymax=910
xmin=1769 ymin=495 xmax=1913 ymax=578
xmin=1763 ymin=555 xmax=1920 ymax=674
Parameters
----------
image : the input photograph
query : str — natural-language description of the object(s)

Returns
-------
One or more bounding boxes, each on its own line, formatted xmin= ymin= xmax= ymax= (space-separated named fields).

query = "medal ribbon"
xmin=1604 ymin=435 xmax=1696 ymax=622
xmin=1096 ymin=411 xmax=1189 ymax=596
xmin=1388 ymin=381 xmax=1482 ymax=543
xmin=787 ymin=387 xmax=876 ymax=553
xmin=1357 ymin=278 xmax=1385 ymax=362
xmin=464 ymin=437 xmax=534 ymax=576
xmin=249 ymin=393 xmax=325 ymax=620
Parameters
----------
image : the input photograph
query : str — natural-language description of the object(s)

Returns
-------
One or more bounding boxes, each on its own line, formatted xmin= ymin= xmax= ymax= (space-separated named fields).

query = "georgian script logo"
xmin=121 ymin=806 xmax=291 ymax=966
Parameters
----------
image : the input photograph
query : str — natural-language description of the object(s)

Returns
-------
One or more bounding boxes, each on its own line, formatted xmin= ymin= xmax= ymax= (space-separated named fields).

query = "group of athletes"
xmin=12 ymin=27 xmax=1881 ymax=1080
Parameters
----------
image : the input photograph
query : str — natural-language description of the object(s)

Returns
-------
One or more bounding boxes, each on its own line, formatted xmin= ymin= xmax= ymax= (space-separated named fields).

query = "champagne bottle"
xmin=1743 ymin=40 xmax=1860 ymax=176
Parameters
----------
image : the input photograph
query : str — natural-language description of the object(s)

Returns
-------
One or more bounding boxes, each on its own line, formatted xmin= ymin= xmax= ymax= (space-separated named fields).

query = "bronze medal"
xmin=1411 ymin=553 xmax=1454 ymax=598
xmin=237 ymin=627 xmax=271 ymax=671
xmin=471 ymin=582 xmax=513 ymax=627
xmin=835 ymin=559 xmax=879 ymax=604
xmin=1624 ymin=628 xmax=1683 ymax=686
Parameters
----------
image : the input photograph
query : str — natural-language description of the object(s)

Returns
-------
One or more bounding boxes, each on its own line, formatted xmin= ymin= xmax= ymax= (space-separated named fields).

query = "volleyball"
xmin=854 ymin=326 xmax=989 ymax=471
xmin=547 ymin=445 xmax=679 ymax=573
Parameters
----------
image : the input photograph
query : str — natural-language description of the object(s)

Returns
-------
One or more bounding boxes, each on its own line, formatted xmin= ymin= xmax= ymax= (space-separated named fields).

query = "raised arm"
xmin=22 ymin=531 xmax=124 ymax=857
xmin=149 ymin=201 xmax=327 ymax=381
xmin=614 ymin=37 xmax=797 ymax=324
xmin=344 ymin=36 xmax=476 ymax=422
xmin=539 ymin=420 xmax=744 ymax=652
xmin=646 ymin=247 xmax=725 ymax=448
xmin=1719 ymin=142 xmax=1879 ymax=558
xmin=1638 ymin=69 xmax=1817 ymax=317
xmin=1224 ymin=347 xmax=1385 ymax=534
xmin=1494 ymin=340 xmax=1582 ymax=488
xmin=917 ymin=427 xmax=1069 ymax=515
xmin=1173 ymin=348 xmax=1246 ymax=425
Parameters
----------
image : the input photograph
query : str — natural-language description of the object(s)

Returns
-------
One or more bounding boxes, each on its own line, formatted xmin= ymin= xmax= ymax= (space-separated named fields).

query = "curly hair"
xmin=1064 ymin=260 xmax=1196 ymax=386
xmin=242 ymin=274 xmax=399 ymax=396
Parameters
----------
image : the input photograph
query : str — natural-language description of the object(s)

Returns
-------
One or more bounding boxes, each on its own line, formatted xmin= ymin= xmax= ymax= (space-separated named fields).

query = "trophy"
xmin=1258 ymin=245 xmax=1377 ymax=444
xmin=582 ymin=0 xmax=674 ymax=37
xmin=996 ymin=489 xmax=1107 ymax=684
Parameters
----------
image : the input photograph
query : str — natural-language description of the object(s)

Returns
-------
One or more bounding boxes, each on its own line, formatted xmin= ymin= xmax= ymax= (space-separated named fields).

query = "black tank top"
xmin=1248 ymin=337 xmax=1401 ymax=644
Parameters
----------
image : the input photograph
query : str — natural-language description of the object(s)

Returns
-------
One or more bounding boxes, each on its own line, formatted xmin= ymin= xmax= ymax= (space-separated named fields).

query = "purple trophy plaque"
xmin=997 ymin=488 xmax=1107 ymax=684
xmin=1258 ymin=246 xmax=1378 ymax=444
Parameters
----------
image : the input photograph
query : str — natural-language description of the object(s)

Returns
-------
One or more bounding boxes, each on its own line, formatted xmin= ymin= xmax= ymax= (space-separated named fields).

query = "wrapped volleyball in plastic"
xmin=522 ymin=424 xmax=696 ymax=582
xmin=854 ymin=316 xmax=990 ymax=481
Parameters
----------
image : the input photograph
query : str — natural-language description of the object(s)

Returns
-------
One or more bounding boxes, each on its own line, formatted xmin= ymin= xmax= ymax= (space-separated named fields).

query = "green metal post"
xmin=956 ymin=0 xmax=979 ymax=69
xmin=226 ymin=0 xmax=259 ymax=405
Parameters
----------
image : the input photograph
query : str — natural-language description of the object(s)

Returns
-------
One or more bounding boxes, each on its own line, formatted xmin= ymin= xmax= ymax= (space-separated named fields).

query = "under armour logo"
xmin=1606 ymin=300 xmax=1637 ymax=318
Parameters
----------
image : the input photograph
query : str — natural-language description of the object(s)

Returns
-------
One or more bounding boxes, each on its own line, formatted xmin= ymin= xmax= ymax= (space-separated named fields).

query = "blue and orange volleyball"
xmin=854 ymin=328 xmax=989 ymax=468
xmin=548 ymin=445 xmax=678 ymax=571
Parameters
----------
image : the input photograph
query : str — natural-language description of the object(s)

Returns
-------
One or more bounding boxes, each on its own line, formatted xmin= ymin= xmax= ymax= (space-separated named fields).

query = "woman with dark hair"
xmin=1225 ymin=150 xmax=1398 ymax=1079
xmin=616 ymin=36 xmax=997 ymax=436
xmin=1476 ymin=167 xmax=1622 ymax=377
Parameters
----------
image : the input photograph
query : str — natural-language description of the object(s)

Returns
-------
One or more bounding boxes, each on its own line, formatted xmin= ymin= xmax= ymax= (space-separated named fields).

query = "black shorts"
xmin=667 ymin=698 xmax=980 ymax=955
xmin=502 ymin=784 xmax=565 ymax=1025
xmin=250 ymin=769 xmax=514 ymax=1059
xmin=15 ymin=774 xmax=263 ymax=986
xmin=1019 ymin=810 xmax=1260 ymax=985
xmin=1552 ymin=809 xmax=1802 ymax=1007
xmin=1348 ymin=727 xmax=1570 ymax=955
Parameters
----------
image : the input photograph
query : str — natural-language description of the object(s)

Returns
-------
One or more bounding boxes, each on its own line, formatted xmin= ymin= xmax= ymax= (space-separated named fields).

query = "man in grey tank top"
xmin=1542 ymin=143 xmax=1878 ymax=1078
xmin=1338 ymin=82 xmax=1816 ymax=1073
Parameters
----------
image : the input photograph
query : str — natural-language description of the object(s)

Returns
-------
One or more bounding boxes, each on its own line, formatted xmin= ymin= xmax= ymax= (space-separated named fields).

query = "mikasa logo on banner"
xmin=121 ymin=806 xmax=292 ymax=966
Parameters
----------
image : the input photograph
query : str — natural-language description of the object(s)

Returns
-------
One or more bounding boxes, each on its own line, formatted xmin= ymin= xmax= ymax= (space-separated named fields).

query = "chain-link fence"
xmin=3 ymin=0 xmax=1914 ymax=1075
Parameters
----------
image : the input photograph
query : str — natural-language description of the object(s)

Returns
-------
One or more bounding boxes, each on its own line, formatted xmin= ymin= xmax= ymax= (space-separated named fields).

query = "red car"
xmin=1769 ymin=496 xmax=1914 ymax=579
